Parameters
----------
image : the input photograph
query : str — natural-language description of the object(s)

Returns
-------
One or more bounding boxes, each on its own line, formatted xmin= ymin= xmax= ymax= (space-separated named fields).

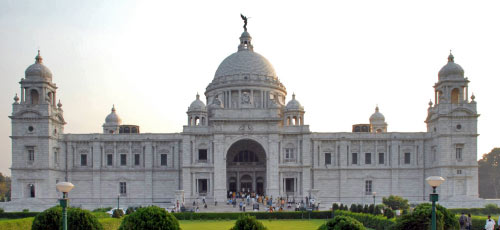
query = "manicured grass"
xmin=0 ymin=217 xmax=33 ymax=230
xmin=179 ymin=219 xmax=328 ymax=230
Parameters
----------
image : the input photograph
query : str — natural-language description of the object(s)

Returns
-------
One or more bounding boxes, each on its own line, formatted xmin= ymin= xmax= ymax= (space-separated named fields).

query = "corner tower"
xmin=10 ymin=51 xmax=66 ymax=202
xmin=425 ymin=52 xmax=479 ymax=200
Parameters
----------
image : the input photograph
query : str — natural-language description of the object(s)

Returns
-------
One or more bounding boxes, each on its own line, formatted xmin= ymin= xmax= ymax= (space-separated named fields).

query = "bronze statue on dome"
xmin=240 ymin=14 xmax=248 ymax=31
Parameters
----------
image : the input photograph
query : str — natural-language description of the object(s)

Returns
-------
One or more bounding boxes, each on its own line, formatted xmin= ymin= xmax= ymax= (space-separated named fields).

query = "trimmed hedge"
xmin=334 ymin=210 xmax=395 ymax=230
xmin=449 ymin=207 xmax=500 ymax=216
xmin=172 ymin=210 xmax=333 ymax=220
xmin=0 ymin=212 xmax=39 ymax=219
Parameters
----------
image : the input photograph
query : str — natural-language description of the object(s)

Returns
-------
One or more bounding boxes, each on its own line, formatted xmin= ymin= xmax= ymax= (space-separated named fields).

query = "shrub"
xmin=112 ymin=209 xmax=124 ymax=218
xmin=23 ymin=209 xmax=29 ymax=212
xmin=383 ymin=208 xmax=394 ymax=219
xmin=363 ymin=205 xmax=369 ymax=213
xmin=368 ymin=204 xmax=375 ymax=214
xmin=32 ymin=206 xmax=103 ymax=230
xmin=334 ymin=210 xmax=394 ymax=230
xmin=350 ymin=204 xmax=357 ymax=212
xmin=318 ymin=215 xmax=365 ymax=230
xmin=374 ymin=205 xmax=382 ymax=215
xmin=484 ymin=203 xmax=499 ymax=214
xmin=92 ymin=207 xmax=112 ymax=212
xmin=0 ymin=208 xmax=4 ymax=213
xmin=393 ymin=203 xmax=457 ymax=230
xmin=230 ymin=214 xmax=267 ymax=230
xmin=332 ymin=203 xmax=339 ymax=212
xmin=119 ymin=206 xmax=180 ymax=230
xmin=382 ymin=195 xmax=409 ymax=211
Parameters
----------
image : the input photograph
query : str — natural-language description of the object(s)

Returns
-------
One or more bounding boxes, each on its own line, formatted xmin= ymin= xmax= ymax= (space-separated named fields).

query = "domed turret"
xmin=188 ymin=93 xmax=207 ymax=112
xmin=25 ymin=50 xmax=53 ymax=82
xmin=187 ymin=94 xmax=208 ymax=126
xmin=284 ymin=93 xmax=305 ymax=126
xmin=286 ymin=93 xmax=304 ymax=111
xmin=438 ymin=53 xmax=464 ymax=80
xmin=369 ymin=106 xmax=387 ymax=133
xmin=103 ymin=105 xmax=122 ymax=134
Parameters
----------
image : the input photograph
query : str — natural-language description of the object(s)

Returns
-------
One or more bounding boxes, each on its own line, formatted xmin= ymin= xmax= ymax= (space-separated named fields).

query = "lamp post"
xmin=117 ymin=194 xmax=120 ymax=210
xmin=372 ymin=192 xmax=377 ymax=207
xmin=426 ymin=176 xmax=445 ymax=230
xmin=56 ymin=182 xmax=74 ymax=230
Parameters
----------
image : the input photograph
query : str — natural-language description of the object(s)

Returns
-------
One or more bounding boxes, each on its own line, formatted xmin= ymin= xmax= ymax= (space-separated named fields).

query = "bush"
xmin=335 ymin=210 xmax=394 ymax=230
xmin=32 ymin=206 xmax=103 ymax=230
xmin=112 ymin=209 xmax=124 ymax=218
xmin=119 ymin=206 xmax=180 ymax=230
xmin=382 ymin=195 xmax=409 ymax=211
xmin=350 ymin=204 xmax=357 ymax=212
xmin=92 ymin=207 xmax=112 ymax=212
xmin=230 ymin=214 xmax=267 ymax=230
xmin=332 ymin=203 xmax=339 ymax=212
xmin=318 ymin=215 xmax=365 ymax=230
xmin=484 ymin=203 xmax=499 ymax=214
xmin=383 ymin=208 xmax=394 ymax=219
xmin=22 ymin=209 xmax=29 ymax=212
xmin=0 ymin=211 xmax=39 ymax=219
xmin=393 ymin=203 xmax=457 ymax=230
xmin=0 ymin=208 xmax=4 ymax=213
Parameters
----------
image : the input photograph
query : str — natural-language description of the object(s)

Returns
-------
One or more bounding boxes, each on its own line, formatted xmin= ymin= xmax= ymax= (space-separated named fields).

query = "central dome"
xmin=214 ymin=50 xmax=277 ymax=79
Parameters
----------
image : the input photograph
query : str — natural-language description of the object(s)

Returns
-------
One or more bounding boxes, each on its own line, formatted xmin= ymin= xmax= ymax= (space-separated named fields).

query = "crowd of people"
xmin=459 ymin=213 xmax=500 ymax=230
xmin=225 ymin=190 xmax=319 ymax=212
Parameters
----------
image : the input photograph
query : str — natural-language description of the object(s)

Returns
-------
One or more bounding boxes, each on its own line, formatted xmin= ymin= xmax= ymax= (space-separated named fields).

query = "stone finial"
xmin=13 ymin=93 xmax=19 ymax=104
xmin=375 ymin=105 xmax=379 ymax=112
xmin=112 ymin=104 xmax=116 ymax=112
xmin=35 ymin=50 xmax=43 ymax=64
xmin=292 ymin=93 xmax=296 ymax=100
xmin=471 ymin=93 xmax=475 ymax=101
xmin=448 ymin=50 xmax=454 ymax=63
xmin=196 ymin=93 xmax=200 ymax=100
xmin=57 ymin=100 xmax=62 ymax=108
xmin=428 ymin=100 xmax=433 ymax=107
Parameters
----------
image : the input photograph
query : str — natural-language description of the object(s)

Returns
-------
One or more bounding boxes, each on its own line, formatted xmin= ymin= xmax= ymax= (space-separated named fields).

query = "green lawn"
xmin=179 ymin=219 xmax=328 ymax=230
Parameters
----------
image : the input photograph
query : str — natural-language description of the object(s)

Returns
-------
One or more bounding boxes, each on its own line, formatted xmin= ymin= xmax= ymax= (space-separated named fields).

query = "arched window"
xmin=30 ymin=89 xmax=39 ymax=105
xmin=293 ymin=116 xmax=298 ymax=125
xmin=287 ymin=117 xmax=291 ymax=126
xmin=194 ymin=116 xmax=200 ymax=126
xmin=451 ymin=88 xmax=460 ymax=104
xmin=201 ymin=117 xmax=206 ymax=126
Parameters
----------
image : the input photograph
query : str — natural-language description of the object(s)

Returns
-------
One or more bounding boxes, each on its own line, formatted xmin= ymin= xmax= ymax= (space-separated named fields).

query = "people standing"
xmin=485 ymin=215 xmax=495 ymax=230
xmin=466 ymin=213 xmax=472 ymax=230
xmin=459 ymin=213 xmax=467 ymax=230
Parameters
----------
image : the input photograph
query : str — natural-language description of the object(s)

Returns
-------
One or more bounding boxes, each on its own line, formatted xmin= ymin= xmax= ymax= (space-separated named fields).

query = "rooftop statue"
xmin=240 ymin=14 xmax=248 ymax=31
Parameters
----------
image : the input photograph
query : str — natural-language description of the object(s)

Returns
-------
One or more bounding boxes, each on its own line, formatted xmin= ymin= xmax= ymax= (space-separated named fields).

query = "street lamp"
xmin=426 ymin=176 xmax=445 ymax=230
xmin=117 ymin=194 xmax=120 ymax=210
xmin=372 ymin=192 xmax=377 ymax=207
xmin=56 ymin=182 xmax=74 ymax=230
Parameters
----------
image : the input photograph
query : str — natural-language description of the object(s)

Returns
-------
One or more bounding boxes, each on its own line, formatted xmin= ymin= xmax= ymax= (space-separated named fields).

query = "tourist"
xmin=196 ymin=206 xmax=200 ymax=212
xmin=459 ymin=213 xmax=467 ymax=230
xmin=214 ymin=198 xmax=217 ymax=206
xmin=466 ymin=213 xmax=472 ymax=230
xmin=485 ymin=215 xmax=495 ymax=230
xmin=202 ymin=196 xmax=206 ymax=204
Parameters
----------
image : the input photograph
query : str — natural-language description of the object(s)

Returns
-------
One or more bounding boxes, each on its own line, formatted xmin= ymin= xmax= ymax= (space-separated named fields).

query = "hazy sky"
xmin=1 ymin=0 xmax=499 ymax=176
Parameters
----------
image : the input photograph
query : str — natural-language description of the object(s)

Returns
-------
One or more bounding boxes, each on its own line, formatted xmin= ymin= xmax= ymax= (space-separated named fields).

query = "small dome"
xmin=286 ymin=94 xmax=304 ymax=110
xmin=369 ymin=106 xmax=385 ymax=123
xmin=438 ymin=53 xmax=464 ymax=80
xmin=105 ymin=105 xmax=122 ymax=125
xmin=25 ymin=50 xmax=53 ymax=81
xmin=188 ymin=94 xmax=206 ymax=112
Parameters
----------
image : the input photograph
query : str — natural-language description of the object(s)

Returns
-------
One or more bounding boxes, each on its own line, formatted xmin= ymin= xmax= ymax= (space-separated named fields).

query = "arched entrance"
xmin=226 ymin=139 xmax=266 ymax=197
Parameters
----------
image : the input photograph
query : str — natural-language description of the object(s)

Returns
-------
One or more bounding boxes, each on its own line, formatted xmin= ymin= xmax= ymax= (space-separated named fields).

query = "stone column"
xmin=213 ymin=134 xmax=227 ymax=202
xmin=92 ymin=141 xmax=102 ymax=205
xmin=144 ymin=141 xmax=153 ymax=204
xmin=266 ymin=135 xmax=280 ymax=197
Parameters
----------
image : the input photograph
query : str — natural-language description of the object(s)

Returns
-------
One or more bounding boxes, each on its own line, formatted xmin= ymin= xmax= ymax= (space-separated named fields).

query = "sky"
xmin=0 ymin=0 xmax=499 ymax=176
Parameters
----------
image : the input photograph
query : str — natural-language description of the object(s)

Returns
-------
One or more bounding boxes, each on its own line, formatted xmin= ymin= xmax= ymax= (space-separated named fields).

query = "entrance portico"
xmin=226 ymin=139 xmax=266 ymax=196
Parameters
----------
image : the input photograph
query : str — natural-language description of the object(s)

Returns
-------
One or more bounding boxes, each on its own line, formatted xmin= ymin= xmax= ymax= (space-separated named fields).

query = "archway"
xmin=226 ymin=139 xmax=266 ymax=197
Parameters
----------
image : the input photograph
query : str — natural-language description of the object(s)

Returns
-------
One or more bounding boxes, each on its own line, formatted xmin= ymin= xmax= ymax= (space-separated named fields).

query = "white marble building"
xmin=5 ymin=26 xmax=486 ymax=211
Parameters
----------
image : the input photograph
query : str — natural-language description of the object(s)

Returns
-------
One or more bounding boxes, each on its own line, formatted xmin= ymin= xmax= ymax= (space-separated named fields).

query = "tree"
xmin=0 ymin=173 xmax=11 ymax=202
xmin=382 ymin=195 xmax=409 ymax=211
xmin=479 ymin=148 xmax=500 ymax=198
xmin=393 ymin=203 xmax=458 ymax=230
xmin=318 ymin=216 xmax=365 ymax=230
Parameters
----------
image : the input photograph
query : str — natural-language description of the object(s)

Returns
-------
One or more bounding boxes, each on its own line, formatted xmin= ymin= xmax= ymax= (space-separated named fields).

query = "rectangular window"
xmin=325 ymin=153 xmax=332 ymax=165
xmin=198 ymin=149 xmax=208 ymax=161
xmin=404 ymin=152 xmax=411 ymax=164
xmin=54 ymin=151 xmax=58 ymax=165
xmin=27 ymin=147 xmax=35 ymax=162
xmin=285 ymin=178 xmax=295 ymax=193
xmin=161 ymin=154 xmax=167 ymax=166
xmin=456 ymin=147 xmax=463 ymax=161
xmin=81 ymin=154 xmax=87 ymax=166
xmin=352 ymin=153 xmax=358 ymax=165
xmin=378 ymin=153 xmax=384 ymax=164
xmin=107 ymin=154 xmax=113 ymax=166
xmin=365 ymin=180 xmax=373 ymax=194
xmin=134 ymin=154 xmax=140 ymax=166
xmin=119 ymin=182 xmax=127 ymax=195
xmin=285 ymin=148 xmax=295 ymax=160
xmin=365 ymin=153 xmax=371 ymax=164
xmin=457 ymin=169 xmax=462 ymax=175
xmin=120 ymin=154 xmax=127 ymax=166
